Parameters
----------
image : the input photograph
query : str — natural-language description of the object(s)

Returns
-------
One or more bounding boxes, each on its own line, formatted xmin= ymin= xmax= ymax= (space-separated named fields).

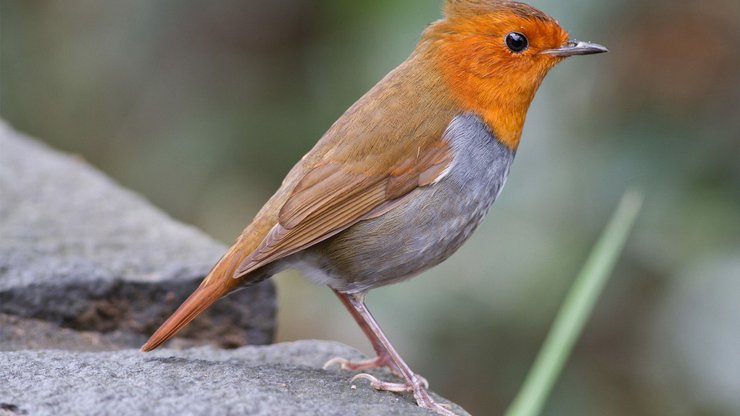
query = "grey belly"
xmin=306 ymin=114 xmax=515 ymax=293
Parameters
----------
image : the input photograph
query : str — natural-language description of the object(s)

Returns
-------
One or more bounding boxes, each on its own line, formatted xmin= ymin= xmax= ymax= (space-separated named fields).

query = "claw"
xmin=322 ymin=355 xmax=404 ymax=377
xmin=351 ymin=373 xmax=411 ymax=393
xmin=417 ymin=374 xmax=430 ymax=389
xmin=322 ymin=357 xmax=350 ymax=370
xmin=349 ymin=372 xmax=427 ymax=390
xmin=351 ymin=373 xmax=455 ymax=415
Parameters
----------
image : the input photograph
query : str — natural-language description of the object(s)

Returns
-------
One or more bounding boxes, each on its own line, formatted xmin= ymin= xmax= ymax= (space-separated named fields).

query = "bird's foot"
xmin=351 ymin=373 xmax=454 ymax=416
xmin=323 ymin=354 xmax=406 ymax=378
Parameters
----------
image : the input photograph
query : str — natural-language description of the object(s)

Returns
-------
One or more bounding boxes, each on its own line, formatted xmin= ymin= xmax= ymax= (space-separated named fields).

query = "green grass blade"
xmin=505 ymin=189 xmax=643 ymax=416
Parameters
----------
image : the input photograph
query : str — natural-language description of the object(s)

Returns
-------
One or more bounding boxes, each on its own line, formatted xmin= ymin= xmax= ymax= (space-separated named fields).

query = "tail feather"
xmin=140 ymin=248 xmax=244 ymax=352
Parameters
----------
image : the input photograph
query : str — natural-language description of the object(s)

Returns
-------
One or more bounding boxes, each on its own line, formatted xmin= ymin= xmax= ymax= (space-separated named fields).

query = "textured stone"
xmin=0 ymin=120 xmax=275 ymax=350
xmin=0 ymin=340 xmax=469 ymax=416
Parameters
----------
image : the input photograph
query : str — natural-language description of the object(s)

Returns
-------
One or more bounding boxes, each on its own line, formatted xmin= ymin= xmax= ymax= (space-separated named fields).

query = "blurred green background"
xmin=2 ymin=0 xmax=739 ymax=414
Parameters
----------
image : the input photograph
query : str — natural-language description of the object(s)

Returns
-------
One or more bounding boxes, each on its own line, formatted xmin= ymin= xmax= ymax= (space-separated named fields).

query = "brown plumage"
xmin=141 ymin=24 xmax=461 ymax=351
xmin=141 ymin=1 xmax=606 ymax=414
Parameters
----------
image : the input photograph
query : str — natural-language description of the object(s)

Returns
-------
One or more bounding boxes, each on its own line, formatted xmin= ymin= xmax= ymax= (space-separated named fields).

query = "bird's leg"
xmin=323 ymin=289 xmax=405 ymax=377
xmin=331 ymin=291 xmax=456 ymax=416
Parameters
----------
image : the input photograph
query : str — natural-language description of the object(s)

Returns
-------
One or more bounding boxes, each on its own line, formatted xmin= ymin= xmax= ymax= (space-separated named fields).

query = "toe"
xmin=351 ymin=373 xmax=412 ymax=393
xmin=322 ymin=357 xmax=349 ymax=370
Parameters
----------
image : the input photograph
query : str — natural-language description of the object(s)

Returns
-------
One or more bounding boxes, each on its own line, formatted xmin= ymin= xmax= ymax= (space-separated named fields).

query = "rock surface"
xmin=0 ymin=340 xmax=468 ymax=416
xmin=0 ymin=120 xmax=275 ymax=350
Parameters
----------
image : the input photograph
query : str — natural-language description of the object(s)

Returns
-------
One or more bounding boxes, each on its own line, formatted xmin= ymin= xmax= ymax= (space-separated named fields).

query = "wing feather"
xmin=234 ymin=127 xmax=455 ymax=277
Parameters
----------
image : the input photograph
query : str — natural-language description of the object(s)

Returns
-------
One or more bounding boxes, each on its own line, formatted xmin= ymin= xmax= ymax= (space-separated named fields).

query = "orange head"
xmin=424 ymin=0 xmax=607 ymax=149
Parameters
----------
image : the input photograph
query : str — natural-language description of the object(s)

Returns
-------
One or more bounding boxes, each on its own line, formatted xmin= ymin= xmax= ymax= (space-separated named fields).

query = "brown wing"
xmin=234 ymin=139 xmax=453 ymax=276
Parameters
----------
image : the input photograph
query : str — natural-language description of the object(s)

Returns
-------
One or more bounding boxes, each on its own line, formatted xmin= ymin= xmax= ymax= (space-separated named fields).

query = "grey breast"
xmin=315 ymin=113 xmax=515 ymax=293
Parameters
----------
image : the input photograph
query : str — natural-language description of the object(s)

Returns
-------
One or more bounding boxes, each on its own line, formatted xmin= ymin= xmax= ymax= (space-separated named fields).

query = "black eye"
xmin=505 ymin=32 xmax=528 ymax=53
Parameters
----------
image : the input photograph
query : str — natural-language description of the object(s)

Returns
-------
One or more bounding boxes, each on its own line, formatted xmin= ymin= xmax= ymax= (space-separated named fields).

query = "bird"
xmin=140 ymin=1 xmax=607 ymax=414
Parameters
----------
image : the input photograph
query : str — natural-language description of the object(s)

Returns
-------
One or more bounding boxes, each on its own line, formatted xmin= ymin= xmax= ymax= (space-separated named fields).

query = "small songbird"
xmin=141 ymin=1 xmax=606 ymax=414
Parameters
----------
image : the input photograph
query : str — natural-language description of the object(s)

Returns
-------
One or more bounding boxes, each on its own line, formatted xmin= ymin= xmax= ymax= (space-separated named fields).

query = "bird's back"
xmin=206 ymin=44 xmax=460 ymax=288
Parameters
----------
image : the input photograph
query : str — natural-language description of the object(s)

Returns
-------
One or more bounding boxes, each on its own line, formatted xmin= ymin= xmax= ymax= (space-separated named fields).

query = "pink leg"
xmin=328 ymin=291 xmax=455 ymax=416
xmin=323 ymin=290 xmax=403 ymax=376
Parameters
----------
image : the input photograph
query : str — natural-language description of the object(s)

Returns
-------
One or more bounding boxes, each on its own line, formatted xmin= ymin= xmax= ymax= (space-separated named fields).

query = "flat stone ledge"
xmin=0 ymin=340 xmax=470 ymax=416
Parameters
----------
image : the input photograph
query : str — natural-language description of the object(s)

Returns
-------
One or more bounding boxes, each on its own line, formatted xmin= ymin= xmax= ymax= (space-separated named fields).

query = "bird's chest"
xmin=318 ymin=114 xmax=515 ymax=292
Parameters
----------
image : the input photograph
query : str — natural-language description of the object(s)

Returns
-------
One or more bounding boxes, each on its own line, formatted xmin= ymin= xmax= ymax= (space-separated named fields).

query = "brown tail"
xmin=140 ymin=249 xmax=244 ymax=352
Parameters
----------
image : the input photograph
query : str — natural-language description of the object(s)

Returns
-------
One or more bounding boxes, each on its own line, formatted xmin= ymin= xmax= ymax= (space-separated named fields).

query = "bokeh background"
xmin=2 ymin=0 xmax=739 ymax=414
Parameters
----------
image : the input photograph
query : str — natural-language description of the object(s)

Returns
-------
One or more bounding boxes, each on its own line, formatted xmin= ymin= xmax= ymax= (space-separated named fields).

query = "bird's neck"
xmin=425 ymin=35 xmax=548 ymax=150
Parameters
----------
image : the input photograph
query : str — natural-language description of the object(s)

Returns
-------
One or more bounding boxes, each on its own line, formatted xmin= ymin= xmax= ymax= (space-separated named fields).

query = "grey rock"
xmin=0 ymin=120 xmax=275 ymax=350
xmin=0 ymin=314 xmax=129 ymax=351
xmin=0 ymin=340 xmax=470 ymax=416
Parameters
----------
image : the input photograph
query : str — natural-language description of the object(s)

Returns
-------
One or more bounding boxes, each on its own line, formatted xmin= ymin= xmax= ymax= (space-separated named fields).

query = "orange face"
xmin=428 ymin=2 xmax=572 ymax=149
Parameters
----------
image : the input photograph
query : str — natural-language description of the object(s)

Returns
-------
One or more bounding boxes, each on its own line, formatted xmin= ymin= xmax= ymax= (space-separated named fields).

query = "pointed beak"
xmin=541 ymin=40 xmax=608 ymax=57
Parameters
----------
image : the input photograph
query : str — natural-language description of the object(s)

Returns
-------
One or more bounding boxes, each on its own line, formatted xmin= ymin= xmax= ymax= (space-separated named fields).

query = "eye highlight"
xmin=505 ymin=32 xmax=528 ymax=53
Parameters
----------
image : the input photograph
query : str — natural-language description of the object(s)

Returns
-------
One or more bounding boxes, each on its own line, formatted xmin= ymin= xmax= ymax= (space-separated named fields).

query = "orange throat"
xmin=429 ymin=23 xmax=560 ymax=150
xmin=436 ymin=46 xmax=547 ymax=150
xmin=453 ymin=81 xmax=533 ymax=150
